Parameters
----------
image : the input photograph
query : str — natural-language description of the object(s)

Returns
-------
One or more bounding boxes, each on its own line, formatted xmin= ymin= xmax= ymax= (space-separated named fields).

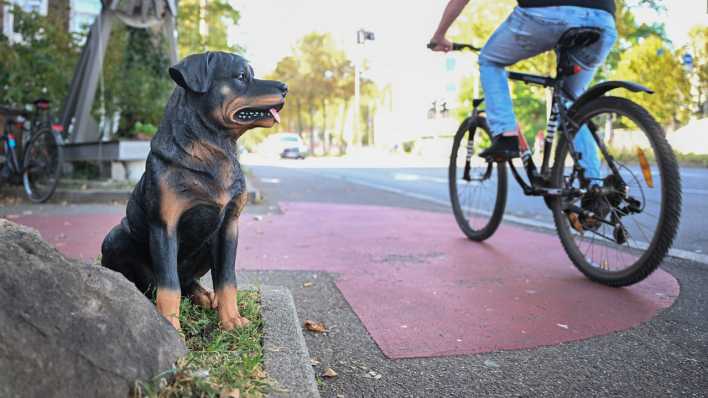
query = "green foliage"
xmin=99 ymin=25 xmax=173 ymax=138
xmin=512 ymin=82 xmax=547 ymax=144
xmin=0 ymin=5 xmax=80 ymax=111
xmin=134 ymin=291 xmax=269 ymax=397
xmin=132 ymin=121 xmax=158 ymax=137
xmin=177 ymin=0 xmax=242 ymax=58
xmin=613 ymin=36 xmax=691 ymax=126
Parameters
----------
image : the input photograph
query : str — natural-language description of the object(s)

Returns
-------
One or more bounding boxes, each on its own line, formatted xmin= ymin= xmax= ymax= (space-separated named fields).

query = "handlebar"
xmin=427 ymin=42 xmax=481 ymax=52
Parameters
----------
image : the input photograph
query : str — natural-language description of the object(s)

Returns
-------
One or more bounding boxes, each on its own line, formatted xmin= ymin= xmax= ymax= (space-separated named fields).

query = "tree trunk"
xmin=296 ymin=99 xmax=304 ymax=135
xmin=321 ymin=99 xmax=328 ymax=155
xmin=339 ymin=99 xmax=350 ymax=156
xmin=308 ymin=103 xmax=316 ymax=155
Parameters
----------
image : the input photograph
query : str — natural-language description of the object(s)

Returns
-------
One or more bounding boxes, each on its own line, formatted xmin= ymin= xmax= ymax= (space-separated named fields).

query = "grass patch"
xmin=133 ymin=290 xmax=270 ymax=398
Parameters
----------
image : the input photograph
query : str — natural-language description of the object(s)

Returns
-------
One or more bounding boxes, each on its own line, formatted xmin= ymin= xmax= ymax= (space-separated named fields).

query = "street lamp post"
xmin=354 ymin=29 xmax=374 ymax=147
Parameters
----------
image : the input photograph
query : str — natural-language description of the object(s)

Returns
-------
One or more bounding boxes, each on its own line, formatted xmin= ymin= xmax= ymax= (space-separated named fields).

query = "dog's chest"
xmin=182 ymin=164 xmax=242 ymax=209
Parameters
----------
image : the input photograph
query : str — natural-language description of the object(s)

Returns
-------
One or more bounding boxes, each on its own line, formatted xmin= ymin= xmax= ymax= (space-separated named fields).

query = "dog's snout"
xmin=279 ymin=83 xmax=288 ymax=97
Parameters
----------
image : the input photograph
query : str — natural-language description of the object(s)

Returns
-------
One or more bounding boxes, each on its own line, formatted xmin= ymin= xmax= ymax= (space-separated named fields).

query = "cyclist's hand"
xmin=429 ymin=36 xmax=452 ymax=52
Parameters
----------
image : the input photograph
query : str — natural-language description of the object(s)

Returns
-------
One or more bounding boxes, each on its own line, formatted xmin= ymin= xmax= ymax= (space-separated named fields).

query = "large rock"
xmin=0 ymin=219 xmax=187 ymax=398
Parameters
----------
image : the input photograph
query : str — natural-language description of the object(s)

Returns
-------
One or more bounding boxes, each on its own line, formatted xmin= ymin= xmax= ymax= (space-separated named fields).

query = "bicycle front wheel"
xmin=22 ymin=128 xmax=63 ymax=203
xmin=551 ymin=96 xmax=681 ymax=287
xmin=449 ymin=116 xmax=508 ymax=241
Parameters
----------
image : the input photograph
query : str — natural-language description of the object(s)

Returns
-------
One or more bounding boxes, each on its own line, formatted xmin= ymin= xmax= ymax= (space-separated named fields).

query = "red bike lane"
xmin=8 ymin=201 xmax=678 ymax=359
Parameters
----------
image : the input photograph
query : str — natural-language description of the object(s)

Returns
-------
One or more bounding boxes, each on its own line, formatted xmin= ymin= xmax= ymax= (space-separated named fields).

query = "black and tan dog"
xmin=101 ymin=52 xmax=286 ymax=331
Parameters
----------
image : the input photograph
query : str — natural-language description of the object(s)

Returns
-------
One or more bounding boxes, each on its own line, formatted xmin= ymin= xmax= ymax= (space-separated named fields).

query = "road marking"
xmin=324 ymin=172 xmax=708 ymax=266
xmin=393 ymin=173 xmax=447 ymax=184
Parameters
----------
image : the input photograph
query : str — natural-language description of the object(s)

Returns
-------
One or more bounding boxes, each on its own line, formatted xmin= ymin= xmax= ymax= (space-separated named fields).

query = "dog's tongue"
xmin=269 ymin=108 xmax=281 ymax=123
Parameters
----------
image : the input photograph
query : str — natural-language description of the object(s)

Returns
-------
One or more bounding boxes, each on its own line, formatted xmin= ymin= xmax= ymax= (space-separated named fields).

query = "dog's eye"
xmin=237 ymin=72 xmax=247 ymax=81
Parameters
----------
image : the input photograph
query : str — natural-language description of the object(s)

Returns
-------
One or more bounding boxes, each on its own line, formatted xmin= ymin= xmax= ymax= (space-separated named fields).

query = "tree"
xmin=263 ymin=32 xmax=371 ymax=155
xmin=613 ymin=36 xmax=691 ymax=128
xmin=0 ymin=5 xmax=80 ymax=111
xmin=177 ymin=0 xmax=242 ymax=58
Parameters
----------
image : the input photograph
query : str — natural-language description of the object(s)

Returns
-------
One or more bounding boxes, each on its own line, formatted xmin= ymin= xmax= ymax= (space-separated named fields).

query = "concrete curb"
xmin=257 ymin=284 xmax=320 ymax=398
xmin=201 ymin=281 xmax=318 ymax=398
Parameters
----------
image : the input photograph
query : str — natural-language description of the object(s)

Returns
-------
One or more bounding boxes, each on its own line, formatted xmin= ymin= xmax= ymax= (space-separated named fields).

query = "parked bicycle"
xmin=0 ymin=98 xmax=64 ymax=203
xmin=428 ymin=28 xmax=681 ymax=287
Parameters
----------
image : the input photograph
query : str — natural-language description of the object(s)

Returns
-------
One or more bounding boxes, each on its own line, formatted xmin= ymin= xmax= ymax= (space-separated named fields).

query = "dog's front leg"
xmin=149 ymin=222 xmax=182 ymax=330
xmin=212 ymin=204 xmax=249 ymax=330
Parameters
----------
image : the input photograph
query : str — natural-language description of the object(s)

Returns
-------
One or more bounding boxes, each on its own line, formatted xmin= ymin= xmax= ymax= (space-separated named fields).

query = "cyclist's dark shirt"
xmin=517 ymin=0 xmax=615 ymax=16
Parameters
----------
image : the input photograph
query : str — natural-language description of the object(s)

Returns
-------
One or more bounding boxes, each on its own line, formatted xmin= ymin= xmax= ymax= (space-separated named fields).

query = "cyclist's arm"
xmin=430 ymin=0 xmax=470 ymax=52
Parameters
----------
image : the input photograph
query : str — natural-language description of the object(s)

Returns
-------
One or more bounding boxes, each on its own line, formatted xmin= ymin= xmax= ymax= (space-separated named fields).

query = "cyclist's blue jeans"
xmin=479 ymin=6 xmax=617 ymax=180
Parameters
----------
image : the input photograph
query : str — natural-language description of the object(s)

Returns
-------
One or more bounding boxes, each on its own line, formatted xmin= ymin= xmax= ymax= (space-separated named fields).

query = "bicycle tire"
xmin=551 ymin=96 xmax=681 ymax=286
xmin=449 ymin=116 xmax=508 ymax=241
xmin=22 ymin=128 xmax=63 ymax=203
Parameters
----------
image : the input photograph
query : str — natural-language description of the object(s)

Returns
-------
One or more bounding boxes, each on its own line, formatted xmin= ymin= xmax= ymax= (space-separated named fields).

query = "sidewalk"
xmin=1 ymin=200 xmax=677 ymax=358
xmin=2 ymin=169 xmax=705 ymax=396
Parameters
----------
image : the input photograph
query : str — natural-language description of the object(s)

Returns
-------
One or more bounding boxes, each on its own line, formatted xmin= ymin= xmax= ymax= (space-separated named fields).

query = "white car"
xmin=260 ymin=133 xmax=309 ymax=159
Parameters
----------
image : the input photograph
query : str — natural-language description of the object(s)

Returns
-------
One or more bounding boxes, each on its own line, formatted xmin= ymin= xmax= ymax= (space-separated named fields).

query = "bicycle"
xmin=0 ymin=98 xmax=64 ymax=203
xmin=428 ymin=27 xmax=682 ymax=287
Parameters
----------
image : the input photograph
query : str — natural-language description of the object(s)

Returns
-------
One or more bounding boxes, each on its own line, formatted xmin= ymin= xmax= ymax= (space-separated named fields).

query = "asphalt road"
xmin=243 ymin=158 xmax=708 ymax=397
xmin=248 ymin=158 xmax=708 ymax=262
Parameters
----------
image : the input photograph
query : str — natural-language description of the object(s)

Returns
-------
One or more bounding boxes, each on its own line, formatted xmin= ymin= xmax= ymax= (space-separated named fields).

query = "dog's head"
xmin=169 ymin=52 xmax=287 ymax=137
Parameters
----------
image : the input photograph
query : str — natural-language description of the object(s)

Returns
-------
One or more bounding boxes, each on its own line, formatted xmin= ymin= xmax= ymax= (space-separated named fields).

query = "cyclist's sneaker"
xmin=479 ymin=134 xmax=520 ymax=161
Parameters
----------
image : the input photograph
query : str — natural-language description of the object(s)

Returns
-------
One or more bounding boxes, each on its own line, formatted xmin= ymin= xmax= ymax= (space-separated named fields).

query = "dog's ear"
xmin=169 ymin=52 xmax=213 ymax=94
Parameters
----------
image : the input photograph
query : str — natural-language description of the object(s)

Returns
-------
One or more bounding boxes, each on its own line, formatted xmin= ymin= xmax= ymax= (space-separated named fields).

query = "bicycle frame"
xmin=467 ymin=64 xmax=642 ymax=203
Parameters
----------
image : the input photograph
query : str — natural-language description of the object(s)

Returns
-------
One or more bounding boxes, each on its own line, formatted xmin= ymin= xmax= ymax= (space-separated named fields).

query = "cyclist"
xmin=430 ymin=0 xmax=617 ymax=183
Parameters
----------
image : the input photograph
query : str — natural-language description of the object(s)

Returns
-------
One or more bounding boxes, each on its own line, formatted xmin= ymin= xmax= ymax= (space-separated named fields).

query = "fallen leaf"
xmin=220 ymin=389 xmax=240 ymax=398
xmin=303 ymin=282 xmax=314 ymax=288
xmin=304 ymin=320 xmax=327 ymax=333
xmin=310 ymin=357 xmax=321 ymax=366
xmin=252 ymin=368 xmax=266 ymax=379
xmin=322 ymin=368 xmax=337 ymax=378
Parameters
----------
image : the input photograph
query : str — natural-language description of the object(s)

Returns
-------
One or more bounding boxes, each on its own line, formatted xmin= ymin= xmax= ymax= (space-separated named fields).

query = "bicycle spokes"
xmin=561 ymin=108 xmax=665 ymax=273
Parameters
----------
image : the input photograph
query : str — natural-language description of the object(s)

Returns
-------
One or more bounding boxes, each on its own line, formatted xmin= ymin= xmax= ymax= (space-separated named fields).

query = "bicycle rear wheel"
xmin=22 ymin=128 xmax=63 ymax=203
xmin=551 ymin=96 xmax=681 ymax=286
xmin=449 ymin=116 xmax=508 ymax=241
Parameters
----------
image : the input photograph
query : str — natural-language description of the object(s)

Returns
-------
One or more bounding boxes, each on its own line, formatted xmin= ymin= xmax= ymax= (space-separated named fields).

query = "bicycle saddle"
xmin=556 ymin=27 xmax=601 ymax=50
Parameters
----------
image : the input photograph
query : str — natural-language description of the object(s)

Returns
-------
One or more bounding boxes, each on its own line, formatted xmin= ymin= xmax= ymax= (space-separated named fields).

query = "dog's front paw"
xmin=215 ymin=285 xmax=250 ymax=330
xmin=219 ymin=314 xmax=251 ymax=331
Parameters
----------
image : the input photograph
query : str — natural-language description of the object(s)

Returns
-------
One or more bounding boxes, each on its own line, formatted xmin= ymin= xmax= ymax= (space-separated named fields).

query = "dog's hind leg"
xmin=181 ymin=246 xmax=218 ymax=310
xmin=101 ymin=221 xmax=155 ymax=295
